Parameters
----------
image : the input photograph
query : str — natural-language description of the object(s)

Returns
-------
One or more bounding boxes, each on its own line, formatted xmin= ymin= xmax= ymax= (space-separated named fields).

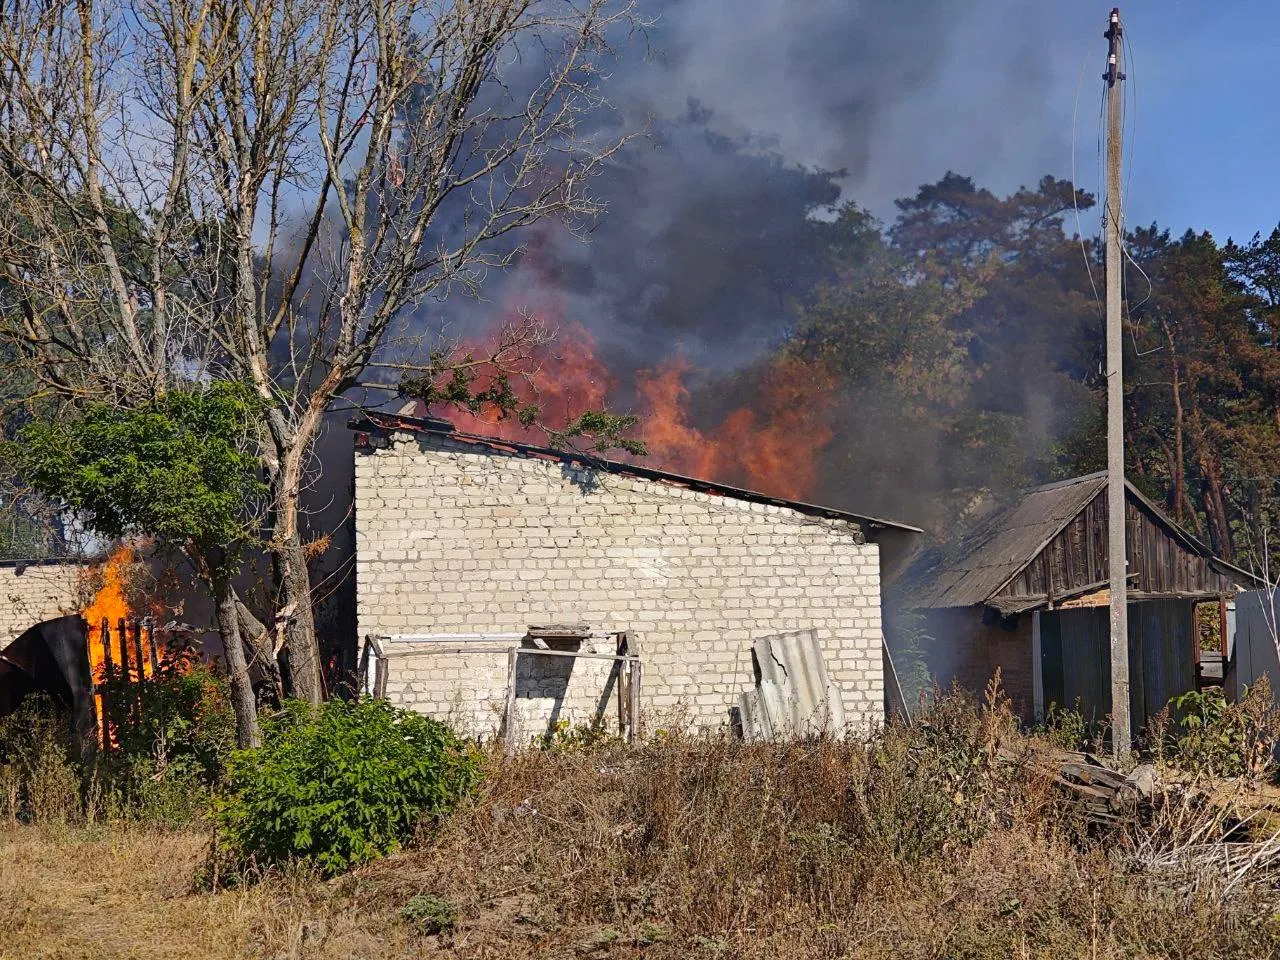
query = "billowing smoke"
xmin=433 ymin=0 xmax=1081 ymax=370
xmin=313 ymin=0 xmax=1094 ymax=661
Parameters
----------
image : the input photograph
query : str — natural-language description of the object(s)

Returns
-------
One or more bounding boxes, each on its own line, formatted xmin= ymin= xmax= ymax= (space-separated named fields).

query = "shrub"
xmin=1170 ymin=680 xmax=1280 ymax=778
xmin=399 ymin=893 xmax=457 ymax=934
xmin=537 ymin=717 xmax=615 ymax=752
xmin=1034 ymin=701 xmax=1088 ymax=752
xmin=217 ymin=697 xmax=481 ymax=876
xmin=0 ymin=694 xmax=81 ymax=824
xmin=849 ymin=674 xmax=1036 ymax=864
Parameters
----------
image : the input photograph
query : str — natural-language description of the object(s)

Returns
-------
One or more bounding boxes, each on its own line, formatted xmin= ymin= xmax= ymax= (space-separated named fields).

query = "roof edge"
xmin=966 ymin=473 xmax=1260 ymax=605
xmin=349 ymin=412 xmax=924 ymax=534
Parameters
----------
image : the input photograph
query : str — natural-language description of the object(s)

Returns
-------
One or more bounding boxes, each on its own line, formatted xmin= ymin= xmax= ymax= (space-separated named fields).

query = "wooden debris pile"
xmin=1050 ymin=749 xmax=1151 ymax=823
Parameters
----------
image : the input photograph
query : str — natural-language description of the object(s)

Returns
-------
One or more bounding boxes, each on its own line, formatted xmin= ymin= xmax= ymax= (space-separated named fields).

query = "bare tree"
xmin=0 ymin=0 xmax=639 ymax=701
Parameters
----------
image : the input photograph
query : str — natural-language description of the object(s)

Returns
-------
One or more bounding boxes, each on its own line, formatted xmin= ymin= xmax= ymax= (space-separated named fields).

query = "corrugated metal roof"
xmin=737 ymin=630 xmax=847 ymax=741
xmin=905 ymin=473 xmax=1108 ymax=609
xmin=350 ymin=412 xmax=923 ymax=534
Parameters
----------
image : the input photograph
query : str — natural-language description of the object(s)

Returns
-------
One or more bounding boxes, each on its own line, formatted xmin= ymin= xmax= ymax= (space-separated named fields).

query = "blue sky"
xmin=1108 ymin=2 xmax=1280 ymax=242
xmin=970 ymin=3 xmax=1280 ymax=244
xmin=646 ymin=2 xmax=1280 ymax=244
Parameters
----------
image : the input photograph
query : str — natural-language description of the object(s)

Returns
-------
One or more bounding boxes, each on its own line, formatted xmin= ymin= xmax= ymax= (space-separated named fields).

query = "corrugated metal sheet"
xmin=737 ymin=630 xmax=846 ymax=741
xmin=1232 ymin=589 xmax=1280 ymax=703
xmin=906 ymin=474 xmax=1107 ymax=609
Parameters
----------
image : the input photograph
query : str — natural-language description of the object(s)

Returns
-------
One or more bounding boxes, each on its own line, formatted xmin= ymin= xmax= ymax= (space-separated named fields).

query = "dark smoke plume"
xmin=429 ymin=1 xmax=1081 ymax=372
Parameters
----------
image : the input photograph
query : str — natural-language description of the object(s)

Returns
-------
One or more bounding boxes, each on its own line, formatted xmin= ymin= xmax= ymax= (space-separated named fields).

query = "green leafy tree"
xmin=0 ymin=0 xmax=641 ymax=707
xmin=788 ymin=176 xmax=1100 ymax=537
xmin=8 ymin=383 xmax=268 ymax=746
xmin=1123 ymin=227 xmax=1280 ymax=562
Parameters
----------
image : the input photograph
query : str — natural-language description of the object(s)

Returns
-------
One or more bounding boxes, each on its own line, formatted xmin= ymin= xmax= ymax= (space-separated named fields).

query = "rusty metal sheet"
xmin=737 ymin=630 xmax=847 ymax=741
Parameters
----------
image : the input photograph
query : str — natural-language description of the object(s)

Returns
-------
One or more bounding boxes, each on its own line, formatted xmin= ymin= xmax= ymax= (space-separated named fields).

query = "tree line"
xmin=773 ymin=172 xmax=1280 ymax=569
xmin=0 ymin=0 xmax=1276 ymax=749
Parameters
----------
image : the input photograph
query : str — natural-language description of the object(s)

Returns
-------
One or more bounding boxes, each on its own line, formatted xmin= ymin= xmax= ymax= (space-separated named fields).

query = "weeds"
xmin=0 ymin=695 xmax=82 ymax=825
xmin=0 ymin=662 xmax=235 ymax=828
xmin=5 ymin=690 xmax=1280 ymax=958
xmin=1035 ymin=701 xmax=1089 ymax=752
xmin=399 ymin=893 xmax=457 ymax=935
xmin=1170 ymin=679 xmax=1280 ymax=779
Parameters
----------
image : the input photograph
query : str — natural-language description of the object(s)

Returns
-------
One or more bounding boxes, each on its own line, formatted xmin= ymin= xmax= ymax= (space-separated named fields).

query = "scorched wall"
xmin=354 ymin=429 xmax=885 ymax=738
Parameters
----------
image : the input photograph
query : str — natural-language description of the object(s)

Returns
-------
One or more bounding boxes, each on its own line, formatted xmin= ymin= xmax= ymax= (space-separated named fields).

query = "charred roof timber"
xmin=348 ymin=411 xmax=922 ymax=535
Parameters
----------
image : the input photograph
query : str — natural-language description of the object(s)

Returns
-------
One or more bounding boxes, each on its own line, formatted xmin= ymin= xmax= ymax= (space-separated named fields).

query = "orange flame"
xmin=82 ymin=545 xmax=160 ymax=745
xmin=637 ymin=354 xmax=836 ymax=500
xmin=434 ymin=234 xmax=836 ymax=500
xmin=83 ymin=544 xmax=134 ymax=684
xmin=447 ymin=322 xmax=614 ymax=444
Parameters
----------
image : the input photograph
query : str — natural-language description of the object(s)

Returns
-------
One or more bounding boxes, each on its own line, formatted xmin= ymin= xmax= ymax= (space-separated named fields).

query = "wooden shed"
xmin=900 ymin=472 xmax=1257 ymax=726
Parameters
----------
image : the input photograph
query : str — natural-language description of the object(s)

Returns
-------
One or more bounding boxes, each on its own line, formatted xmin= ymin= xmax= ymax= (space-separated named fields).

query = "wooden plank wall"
xmin=1040 ymin=599 xmax=1196 ymax=731
xmin=998 ymin=493 xmax=1237 ymax=603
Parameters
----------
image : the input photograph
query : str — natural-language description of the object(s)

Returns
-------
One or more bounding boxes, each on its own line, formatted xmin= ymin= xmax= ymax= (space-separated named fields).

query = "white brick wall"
xmin=0 ymin=561 xmax=83 ymax=649
xmin=355 ymin=431 xmax=884 ymax=738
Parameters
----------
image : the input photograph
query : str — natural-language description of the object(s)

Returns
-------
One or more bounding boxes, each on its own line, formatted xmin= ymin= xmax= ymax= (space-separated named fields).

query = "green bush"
xmin=1034 ymin=701 xmax=1088 ymax=752
xmin=217 ymin=697 xmax=481 ymax=876
xmin=1170 ymin=680 xmax=1280 ymax=778
xmin=849 ymin=676 xmax=1031 ymax=864
xmin=399 ymin=894 xmax=457 ymax=935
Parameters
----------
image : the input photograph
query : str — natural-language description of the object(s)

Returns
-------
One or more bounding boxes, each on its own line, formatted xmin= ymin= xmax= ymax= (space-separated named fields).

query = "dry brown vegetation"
xmin=3 ymin=694 xmax=1280 ymax=959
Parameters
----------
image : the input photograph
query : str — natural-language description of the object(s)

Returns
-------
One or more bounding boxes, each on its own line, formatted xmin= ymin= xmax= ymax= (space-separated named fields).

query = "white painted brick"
xmin=355 ymin=433 xmax=885 ymax=737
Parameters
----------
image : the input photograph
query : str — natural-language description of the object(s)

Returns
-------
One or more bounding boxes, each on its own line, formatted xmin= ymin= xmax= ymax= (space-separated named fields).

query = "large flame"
xmin=83 ymin=544 xmax=134 ymax=683
xmin=637 ymin=355 xmax=836 ymax=500
xmin=437 ymin=239 xmax=837 ymax=500
xmin=447 ymin=322 xmax=615 ymax=444
xmin=445 ymin=328 xmax=836 ymax=501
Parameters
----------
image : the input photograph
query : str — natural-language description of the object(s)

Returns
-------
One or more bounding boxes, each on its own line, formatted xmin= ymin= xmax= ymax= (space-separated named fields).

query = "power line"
xmin=1071 ymin=40 xmax=1103 ymax=311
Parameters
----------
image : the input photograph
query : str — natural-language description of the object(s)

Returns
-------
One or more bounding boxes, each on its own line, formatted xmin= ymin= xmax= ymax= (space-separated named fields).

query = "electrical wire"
xmin=1118 ymin=22 xmax=1158 ymax=355
xmin=1070 ymin=38 xmax=1104 ymax=313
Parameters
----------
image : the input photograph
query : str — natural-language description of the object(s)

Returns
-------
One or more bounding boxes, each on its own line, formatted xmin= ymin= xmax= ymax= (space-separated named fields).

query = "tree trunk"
xmin=211 ymin=566 xmax=260 ymax=748
xmin=1167 ymin=323 xmax=1186 ymax=525
xmin=274 ymin=529 xmax=324 ymax=703
xmin=1201 ymin=453 xmax=1234 ymax=561
xmin=260 ymin=434 xmax=324 ymax=703
xmin=235 ymin=597 xmax=283 ymax=707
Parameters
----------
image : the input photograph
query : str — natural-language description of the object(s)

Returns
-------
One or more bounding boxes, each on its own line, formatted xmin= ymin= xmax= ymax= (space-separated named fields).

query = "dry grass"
xmin=0 ymin=825 xmax=416 ymax=959
xmin=3 ymin=697 xmax=1280 ymax=959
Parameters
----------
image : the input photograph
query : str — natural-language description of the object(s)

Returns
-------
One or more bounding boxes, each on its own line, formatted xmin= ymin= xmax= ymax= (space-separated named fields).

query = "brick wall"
xmin=921 ymin=606 xmax=1036 ymax=720
xmin=0 ymin=561 xmax=84 ymax=649
xmin=355 ymin=430 xmax=885 ymax=739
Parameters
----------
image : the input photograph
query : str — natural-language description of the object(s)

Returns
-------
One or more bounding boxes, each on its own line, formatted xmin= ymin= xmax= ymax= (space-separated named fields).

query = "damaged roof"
xmin=349 ymin=411 xmax=922 ymax=534
xmin=904 ymin=472 xmax=1258 ymax=610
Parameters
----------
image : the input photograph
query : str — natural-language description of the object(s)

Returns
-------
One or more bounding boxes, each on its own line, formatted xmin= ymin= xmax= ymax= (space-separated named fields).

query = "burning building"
xmin=0 ymin=547 xmax=166 ymax=747
xmin=350 ymin=412 xmax=919 ymax=739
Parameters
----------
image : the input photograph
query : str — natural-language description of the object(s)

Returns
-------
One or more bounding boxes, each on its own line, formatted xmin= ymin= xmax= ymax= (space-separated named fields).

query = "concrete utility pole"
xmin=1104 ymin=7 xmax=1131 ymax=762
